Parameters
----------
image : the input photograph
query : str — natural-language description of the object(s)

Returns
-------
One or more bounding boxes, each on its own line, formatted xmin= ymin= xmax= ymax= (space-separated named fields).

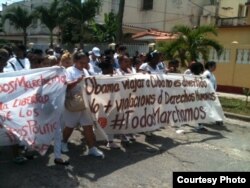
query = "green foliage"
xmin=35 ymin=0 xmax=60 ymax=31
xmin=157 ymin=25 xmax=223 ymax=67
xmin=4 ymin=6 xmax=33 ymax=30
xmin=34 ymin=0 xmax=61 ymax=47
xmin=62 ymin=0 xmax=101 ymax=46
xmin=90 ymin=12 xmax=118 ymax=42
xmin=243 ymin=88 xmax=250 ymax=106
xmin=3 ymin=6 xmax=33 ymax=46
xmin=219 ymin=97 xmax=250 ymax=116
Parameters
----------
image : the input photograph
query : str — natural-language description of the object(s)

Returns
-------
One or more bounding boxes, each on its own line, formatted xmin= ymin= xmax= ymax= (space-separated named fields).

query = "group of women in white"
xmin=0 ymin=44 xmax=217 ymax=165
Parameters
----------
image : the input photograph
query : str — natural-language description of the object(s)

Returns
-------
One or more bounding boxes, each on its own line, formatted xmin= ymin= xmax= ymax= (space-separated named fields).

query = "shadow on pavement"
xmin=0 ymin=126 xmax=227 ymax=187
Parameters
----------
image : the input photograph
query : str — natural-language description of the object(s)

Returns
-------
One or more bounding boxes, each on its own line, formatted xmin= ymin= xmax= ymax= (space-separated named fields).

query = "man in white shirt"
xmin=4 ymin=44 xmax=31 ymax=72
xmin=88 ymin=47 xmax=102 ymax=75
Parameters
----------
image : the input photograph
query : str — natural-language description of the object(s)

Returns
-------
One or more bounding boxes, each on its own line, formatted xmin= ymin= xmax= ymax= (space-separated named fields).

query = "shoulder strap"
xmin=15 ymin=58 xmax=25 ymax=69
xmin=9 ymin=62 xmax=16 ymax=71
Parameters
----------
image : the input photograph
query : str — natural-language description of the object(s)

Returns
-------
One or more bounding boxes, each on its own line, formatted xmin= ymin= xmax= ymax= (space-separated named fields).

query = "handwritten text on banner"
xmin=0 ymin=67 xmax=66 ymax=154
xmin=82 ymin=73 xmax=224 ymax=135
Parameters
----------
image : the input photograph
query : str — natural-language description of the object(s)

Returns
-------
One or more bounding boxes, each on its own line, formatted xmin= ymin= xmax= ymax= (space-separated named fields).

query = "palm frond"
xmin=157 ymin=25 xmax=223 ymax=67
xmin=4 ymin=6 xmax=32 ymax=30
xmin=172 ymin=25 xmax=191 ymax=36
xmin=192 ymin=25 xmax=218 ymax=36
xmin=200 ymin=38 xmax=223 ymax=55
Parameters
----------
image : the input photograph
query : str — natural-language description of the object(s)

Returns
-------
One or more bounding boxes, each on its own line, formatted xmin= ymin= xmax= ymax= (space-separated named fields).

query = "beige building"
xmin=198 ymin=0 xmax=250 ymax=93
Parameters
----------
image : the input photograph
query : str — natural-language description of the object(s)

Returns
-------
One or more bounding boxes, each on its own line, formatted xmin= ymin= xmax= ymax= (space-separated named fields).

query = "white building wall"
xmin=99 ymin=0 xmax=211 ymax=31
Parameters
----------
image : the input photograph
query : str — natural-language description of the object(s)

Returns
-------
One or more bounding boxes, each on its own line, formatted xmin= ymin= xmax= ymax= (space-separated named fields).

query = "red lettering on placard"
xmin=0 ymin=111 xmax=12 ymax=122
xmin=0 ymin=102 xmax=9 ymax=110
xmin=0 ymin=74 xmax=66 ymax=94
xmin=13 ymin=94 xmax=49 ymax=107
xmin=19 ymin=108 xmax=39 ymax=118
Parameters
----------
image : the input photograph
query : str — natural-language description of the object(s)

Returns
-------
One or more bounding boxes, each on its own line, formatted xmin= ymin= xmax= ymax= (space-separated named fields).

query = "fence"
xmin=33 ymin=43 xmax=149 ymax=56
xmin=83 ymin=43 xmax=149 ymax=56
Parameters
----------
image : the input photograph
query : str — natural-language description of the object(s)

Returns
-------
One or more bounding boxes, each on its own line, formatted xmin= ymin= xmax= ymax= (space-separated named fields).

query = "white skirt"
xmin=62 ymin=108 xmax=93 ymax=128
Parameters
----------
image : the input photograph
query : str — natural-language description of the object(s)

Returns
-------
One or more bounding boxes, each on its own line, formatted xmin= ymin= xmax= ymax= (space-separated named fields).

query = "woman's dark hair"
xmin=99 ymin=56 xmax=114 ymax=74
xmin=14 ymin=44 xmax=27 ymax=57
xmin=118 ymin=45 xmax=126 ymax=52
xmin=105 ymin=55 xmax=113 ymax=63
xmin=190 ymin=62 xmax=204 ymax=75
xmin=132 ymin=57 xmax=142 ymax=66
xmin=16 ymin=44 xmax=26 ymax=52
xmin=117 ymin=54 xmax=129 ymax=63
xmin=168 ymin=59 xmax=179 ymax=67
xmin=72 ymin=51 xmax=87 ymax=62
xmin=2 ymin=45 xmax=13 ymax=57
xmin=205 ymin=61 xmax=216 ymax=70
xmin=146 ymin=50 xmax=159 ymax=62
xmin=104 ymin=48 xmax=115 ymax=56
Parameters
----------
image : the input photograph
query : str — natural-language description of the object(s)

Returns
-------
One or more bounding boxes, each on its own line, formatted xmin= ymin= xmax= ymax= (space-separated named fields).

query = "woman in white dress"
xmin=61 ymin=51 xmax=104 ymax=158
xmin=203 ymin=61 xmax=217 ymax=90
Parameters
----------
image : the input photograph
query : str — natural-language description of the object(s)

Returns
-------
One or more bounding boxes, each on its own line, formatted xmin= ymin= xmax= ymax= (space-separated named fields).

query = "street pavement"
xmin=0 ymin=118 xmax=250 ymax=188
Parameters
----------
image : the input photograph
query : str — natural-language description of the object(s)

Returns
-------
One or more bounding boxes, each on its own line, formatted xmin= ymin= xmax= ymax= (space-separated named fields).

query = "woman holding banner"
xmin=139 ymin=50 xmax=162 ymax=74
xmin=116 ymin=55 xmax=137 ymax=144
xmin=1 ymin=48 xmax=30 ymax=164
xmin=202 ymin=61 xmax=223 ymax=126
xmin=203 ymin=61 xmax=217 ymax=91
xmin=189 ymin=62 xmax=208 ymax=131
xmin=138 ymin=50 xmax=164 ymax=136
xmin=61 ymin=51 xmax=104 ymax=158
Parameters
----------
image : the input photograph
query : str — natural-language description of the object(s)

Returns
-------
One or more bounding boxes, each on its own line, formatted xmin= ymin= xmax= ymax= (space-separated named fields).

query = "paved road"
xmin=0 ymin=118 xmax=250 ymax=188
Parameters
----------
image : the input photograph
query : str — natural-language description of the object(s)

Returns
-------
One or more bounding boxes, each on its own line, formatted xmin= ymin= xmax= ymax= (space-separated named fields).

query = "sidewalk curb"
xmin=224 ymin=112 xmax=250 ymax=122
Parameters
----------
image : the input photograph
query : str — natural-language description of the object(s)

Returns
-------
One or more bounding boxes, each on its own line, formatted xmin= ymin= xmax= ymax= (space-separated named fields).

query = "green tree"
xmin=35 ymin=0 xmax=61 ymax=47
xmin=158 ymin=25 xmax=223 ymax=67
xmin=3 ymin=6 xmax=33 ymax=47
xmin=91 ymin=12 xmax=118 ymax=42
xmin=63 ymin=0 xmax=101 ymax=47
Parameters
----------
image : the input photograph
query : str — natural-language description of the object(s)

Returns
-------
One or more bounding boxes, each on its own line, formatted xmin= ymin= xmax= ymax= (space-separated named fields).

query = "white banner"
xmin=0 ymin=70 xmax=225 ymax=153
xmin=82 ymin=73 xmax=225 ymax=135
xmin=0 ymin=67 xmax=66 ymax=155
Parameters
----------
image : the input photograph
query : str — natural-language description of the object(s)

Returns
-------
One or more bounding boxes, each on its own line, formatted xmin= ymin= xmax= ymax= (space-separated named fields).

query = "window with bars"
xmin=142 ymin=0 xmax=153 ymax=11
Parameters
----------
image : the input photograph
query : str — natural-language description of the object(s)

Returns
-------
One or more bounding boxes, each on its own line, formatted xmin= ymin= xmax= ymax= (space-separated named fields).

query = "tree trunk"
xmin=80 ymin=23 xmax=84 ymax=49
xmin=179 ymin=49 xmax=187 ymax=67
xmin=116 ymin=0 xmax=125 ymax=43
xmin=23 ymin=29 xmax=27 ymax=48
xmin=50 ymin=30 xmax=54 ymax=48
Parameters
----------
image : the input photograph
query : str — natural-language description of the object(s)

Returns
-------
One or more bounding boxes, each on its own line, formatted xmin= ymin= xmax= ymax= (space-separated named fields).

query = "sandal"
xmin=54 ymin=159 xmax=70 ymax=166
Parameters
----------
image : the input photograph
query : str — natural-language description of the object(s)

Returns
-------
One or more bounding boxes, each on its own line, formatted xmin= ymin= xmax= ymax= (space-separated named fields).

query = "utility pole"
xmin=163 ymin=0 xmax=167 ymax=31
xmin=215 ymin=0 xmax=220 ymax=25
xmin=116 ymin=0 xmax=125 ymax=43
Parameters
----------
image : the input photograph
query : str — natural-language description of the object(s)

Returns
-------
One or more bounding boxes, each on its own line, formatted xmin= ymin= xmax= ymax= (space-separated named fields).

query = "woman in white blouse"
xmin=61 ymin=51 xmax=104 ymax=158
